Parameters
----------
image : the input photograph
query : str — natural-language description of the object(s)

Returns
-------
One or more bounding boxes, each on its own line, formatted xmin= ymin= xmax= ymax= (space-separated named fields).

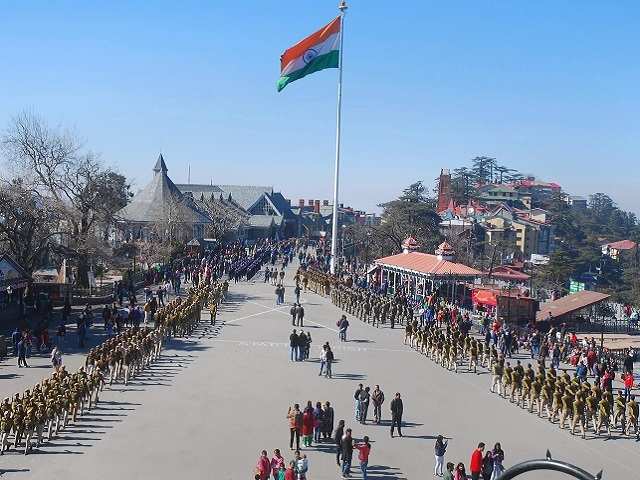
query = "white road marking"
xmin=211 ymin=338 xmax=411 ymax=354
xmin=245 ymin=300 xmax=340 ymax=333
xmin=224 ymin=304 xmax=290 ymax=325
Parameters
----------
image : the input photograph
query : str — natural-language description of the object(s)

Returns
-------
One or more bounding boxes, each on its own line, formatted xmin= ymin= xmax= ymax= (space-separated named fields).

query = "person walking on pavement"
xmin=334 ymin=419 xmax=345 ymax=466
xmin=434 ymin=435 xmax=448 ymax=476
xmin=371 ymin=385 xmax=385 ymax=424
xmin=296 ymin=304 xmax=305 ymax=327
xmin=11 ymin=328 xmax=21 ymax=356
xmin=295 ymin=284 xmax=302 ymax=303
xmin=354 ymin=435 xmax=371 ymax=480
xmin=16 ymin=337 xmax=29 ymax=367
xmin=338 ymin=315 xmax=349 ymax=342
xmin=50 ymin=346 xmax=63 ymax=372
xmin=341 ymin=428 xmax=354 ymax=478
xmin=290 ymin=304 xmax=298 ymax=326
xmin=390 ymin=392 xmax=403 ymax=437
xmin=470 ymin=443 xmax=485 ymax=480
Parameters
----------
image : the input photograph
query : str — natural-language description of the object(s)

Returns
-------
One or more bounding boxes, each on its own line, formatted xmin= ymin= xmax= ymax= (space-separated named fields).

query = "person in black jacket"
xmin=334 ymin=419 xmax=345 ymax=466
xmin=390 ymin=392 xmax=403 ymax=437
xmin=341 ymin=428 xmax=354 ymax=477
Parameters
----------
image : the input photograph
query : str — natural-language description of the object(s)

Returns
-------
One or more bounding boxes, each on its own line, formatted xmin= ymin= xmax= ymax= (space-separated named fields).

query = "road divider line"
xmin=246 ymin=300 xmax=340 ymax=333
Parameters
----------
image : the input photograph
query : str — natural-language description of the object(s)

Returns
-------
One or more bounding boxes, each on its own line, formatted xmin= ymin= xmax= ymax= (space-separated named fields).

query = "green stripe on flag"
xmin=277 ymin=50 xmax=339 ymax=92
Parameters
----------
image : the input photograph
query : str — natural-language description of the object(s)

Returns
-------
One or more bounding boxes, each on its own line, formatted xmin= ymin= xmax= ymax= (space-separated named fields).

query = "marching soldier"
xmin=625 ymin=394 xmax=638 ymax=438
xmin=596 ymin=394 xmax=612 ymax=437
xmin=570 ymin=394 xmax=586 ymax=439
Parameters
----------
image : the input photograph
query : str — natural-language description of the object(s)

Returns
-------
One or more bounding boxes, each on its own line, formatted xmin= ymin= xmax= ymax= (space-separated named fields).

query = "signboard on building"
xmin=569 ymin=279 xmax=586 ymax=293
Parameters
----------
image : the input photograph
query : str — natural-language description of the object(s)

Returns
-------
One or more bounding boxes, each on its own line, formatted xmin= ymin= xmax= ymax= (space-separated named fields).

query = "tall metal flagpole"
xmin=330 ymin=0 xmax=347 ymax=274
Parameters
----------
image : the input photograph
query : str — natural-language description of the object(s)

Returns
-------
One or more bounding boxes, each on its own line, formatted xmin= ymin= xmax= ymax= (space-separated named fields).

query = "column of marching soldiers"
xmin=0 ymin=279 xmax=228 ymax=455
xmin=300 ymin=268 xmax=639 ymax=440
xmin=301 ymin=269 xmax=415 ymax=329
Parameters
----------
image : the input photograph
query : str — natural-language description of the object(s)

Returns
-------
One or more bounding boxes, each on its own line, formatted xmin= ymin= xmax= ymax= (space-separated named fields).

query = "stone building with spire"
xmin=117 ymin=154 xmax=211 ymax=241
xmin=117 ymin=154 xmax=298 ymax=242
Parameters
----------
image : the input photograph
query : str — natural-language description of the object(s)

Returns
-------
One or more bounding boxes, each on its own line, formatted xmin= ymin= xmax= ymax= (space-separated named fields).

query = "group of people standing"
xmin=432 ymin=438 xmax=506 ymax=480
xmin=288 ymin=330 xmax=313 ymax=362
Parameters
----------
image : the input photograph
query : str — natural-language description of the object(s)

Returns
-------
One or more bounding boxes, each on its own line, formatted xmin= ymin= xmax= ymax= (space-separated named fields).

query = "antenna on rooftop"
xmin=188 ymin=164 xmax=191 ymax=185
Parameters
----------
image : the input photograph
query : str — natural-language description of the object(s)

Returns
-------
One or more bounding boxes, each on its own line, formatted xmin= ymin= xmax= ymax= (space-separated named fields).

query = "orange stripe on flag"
xmin=280 ymin=16 xmax=341 ymax=72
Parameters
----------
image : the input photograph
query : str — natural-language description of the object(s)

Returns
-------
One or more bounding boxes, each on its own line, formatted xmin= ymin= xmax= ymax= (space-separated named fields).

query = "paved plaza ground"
xmin=1 ymin=265 xmax=639 ymax=479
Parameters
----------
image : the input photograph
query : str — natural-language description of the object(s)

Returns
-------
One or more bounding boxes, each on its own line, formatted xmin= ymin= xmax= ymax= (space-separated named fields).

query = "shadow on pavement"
xmin=331 ymin=373 xmax=367 ymax=381
xmin=367 ymin=464 xmax=408 ymax=479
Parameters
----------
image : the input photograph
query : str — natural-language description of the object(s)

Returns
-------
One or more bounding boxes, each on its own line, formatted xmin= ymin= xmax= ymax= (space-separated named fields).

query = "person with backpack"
xmin=434 ymin=435 xmax=448 ymax=476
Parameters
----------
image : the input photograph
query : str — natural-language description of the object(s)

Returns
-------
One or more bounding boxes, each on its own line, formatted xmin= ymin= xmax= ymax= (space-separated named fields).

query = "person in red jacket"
xmin=284 ymin=461 xmax=296 ymax=480
xmin=470 ymin=442 xmax=485 ymax=480
xmin=302 ymin=403 xmax=315 ymax=447
xmin=256 ymin=450 xmax=271 ymax=480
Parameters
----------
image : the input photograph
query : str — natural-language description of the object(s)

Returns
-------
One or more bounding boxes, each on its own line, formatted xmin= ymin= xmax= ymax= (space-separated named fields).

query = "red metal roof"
xmin=603 ymin=240 xmax=637 ymax=250
xmin=375 ymin=252 xmax=484 ymax=277
xmin=487 ymin=266 xmax=530 ymax=281
xmin=536 ymin=291 xmax=610 ymax=321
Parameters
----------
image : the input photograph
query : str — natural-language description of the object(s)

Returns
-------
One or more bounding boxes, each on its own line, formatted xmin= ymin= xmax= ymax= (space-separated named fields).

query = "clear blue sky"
xmin=2 ymin=1 xmax=638 ymax=214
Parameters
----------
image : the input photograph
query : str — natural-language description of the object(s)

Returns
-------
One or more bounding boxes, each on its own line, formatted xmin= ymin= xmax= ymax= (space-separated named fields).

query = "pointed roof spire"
xmin=153 ymin=153 xmax=168 ymax=174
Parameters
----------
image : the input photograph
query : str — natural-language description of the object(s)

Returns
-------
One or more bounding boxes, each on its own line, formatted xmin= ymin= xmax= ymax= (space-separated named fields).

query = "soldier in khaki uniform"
xmin=570 ymin=394 xmax=586 ymax=438
xmin=625 ymin=395 xmax=638 ymax=437
xmin=596 ymin=395 xmax=612 ymax=437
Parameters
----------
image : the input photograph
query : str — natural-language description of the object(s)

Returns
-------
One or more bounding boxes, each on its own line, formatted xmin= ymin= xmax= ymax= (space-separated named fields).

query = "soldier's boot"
xmin=23 ymin=432 xmax=31 ymax=455
xmin=559 ymin=411 xmax=567 ymax=429
xmin=36 ymin=425 xmax=43 ymax=447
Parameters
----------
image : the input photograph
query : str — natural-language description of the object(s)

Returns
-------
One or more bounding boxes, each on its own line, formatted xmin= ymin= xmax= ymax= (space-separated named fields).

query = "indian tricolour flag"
xmin=277 ymin=16 xmax=341 ymax=92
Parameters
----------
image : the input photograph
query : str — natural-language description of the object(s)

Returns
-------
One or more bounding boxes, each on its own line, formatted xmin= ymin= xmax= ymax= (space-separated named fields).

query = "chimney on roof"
xmin=314 ymin=200 xmax=320 ymax=214
xmin=323 ymin=200 xmax=329 ymax=206
xmin=308 ymin=199 xmax=314 ymax=206
xmin=298 ymin=199 xmax=305 ymax=208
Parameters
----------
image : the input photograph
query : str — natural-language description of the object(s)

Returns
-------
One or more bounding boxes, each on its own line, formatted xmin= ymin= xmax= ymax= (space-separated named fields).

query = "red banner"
xmin=472 ymin=289 xmax=497 ymax=307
